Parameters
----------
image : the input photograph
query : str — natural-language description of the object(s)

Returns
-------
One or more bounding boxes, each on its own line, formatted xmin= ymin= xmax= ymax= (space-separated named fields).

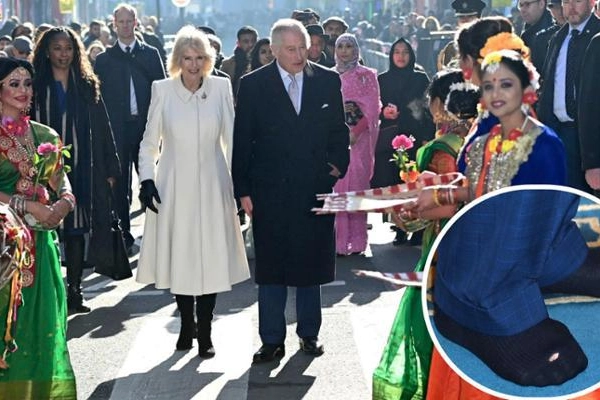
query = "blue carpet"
xmin=429 ymin=196 xmax=600 ymax=398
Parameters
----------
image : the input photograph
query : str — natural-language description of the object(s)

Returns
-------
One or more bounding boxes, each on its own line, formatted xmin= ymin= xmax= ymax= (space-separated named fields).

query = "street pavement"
xmin=67 ymin=200 xmax=422 ymax=400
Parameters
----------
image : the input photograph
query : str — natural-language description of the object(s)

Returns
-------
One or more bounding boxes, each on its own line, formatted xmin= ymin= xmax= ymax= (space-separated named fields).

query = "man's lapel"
xmin=299 ymin=62 xmax=318 ymax=118
xmin=547 ymin=24 xmax=569 ymax=76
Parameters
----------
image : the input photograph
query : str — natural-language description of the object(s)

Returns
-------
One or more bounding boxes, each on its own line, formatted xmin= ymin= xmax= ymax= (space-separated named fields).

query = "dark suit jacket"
xmin=232 ymin=61 xmax=349 ymax=286
xmin=212 ymin=68 xmax=230 ymax=79
xmin=94 ymin=40 xmax=166 ymax=148
xmin=538 ymin=15 xmax=600 ymax=126
xmin=521 ymin=9 xmax=554 ymax=72
xmin=141 ymin=31 xmax=167 ymax=67
xmin=578 ymin=32 xmax=600 ymax=170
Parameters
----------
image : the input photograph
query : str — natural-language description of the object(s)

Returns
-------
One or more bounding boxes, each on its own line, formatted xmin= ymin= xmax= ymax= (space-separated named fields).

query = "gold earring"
xmin=20 ymin=104 xmax=30 ymax=115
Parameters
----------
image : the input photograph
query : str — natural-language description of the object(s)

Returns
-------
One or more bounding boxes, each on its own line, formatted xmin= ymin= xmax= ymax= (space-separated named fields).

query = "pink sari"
xmin=333 ymin=63 xmax=381 ymax=254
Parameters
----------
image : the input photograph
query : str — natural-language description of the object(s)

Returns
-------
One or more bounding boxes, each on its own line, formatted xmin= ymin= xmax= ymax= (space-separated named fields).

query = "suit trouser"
xmin=258 ymin=284 xmax=322 ymax=344
xmin=551 ymin=121 xmax=590 ymax=192
xmin=64 ymin=234 xmax=86 ymax=303
xmin=115 ymin=118 xmax=144 ymax=246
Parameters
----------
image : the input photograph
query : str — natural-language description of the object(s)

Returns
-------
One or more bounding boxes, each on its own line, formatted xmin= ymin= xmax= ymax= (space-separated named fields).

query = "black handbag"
xmin=91 ymin=189 xmax=132 ymax=281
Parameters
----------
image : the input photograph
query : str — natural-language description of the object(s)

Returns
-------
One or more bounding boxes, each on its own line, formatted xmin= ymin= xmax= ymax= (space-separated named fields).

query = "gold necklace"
xmin=6 ymin=127 xmax=35 ymax=160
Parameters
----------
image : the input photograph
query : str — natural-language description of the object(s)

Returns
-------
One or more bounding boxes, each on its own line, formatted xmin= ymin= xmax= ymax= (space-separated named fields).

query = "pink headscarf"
xmin=334 ymin=33 xmax=360 ymax=74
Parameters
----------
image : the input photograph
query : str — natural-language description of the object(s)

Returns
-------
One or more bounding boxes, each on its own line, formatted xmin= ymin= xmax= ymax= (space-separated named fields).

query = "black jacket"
xmin=538 ymin=15 xmax=600 ymax=125
xmin=372 ymin=38 xmax=434 ymax=188
xmin=94 ymin=40 xmax=166 ymax=147
xmin=521 ymin=9 xmax=555 ymax=72
xmin=578 ymin=33 xmax=600 ymax=169
xmin=535 ymin=23 xmax=562 ymax=69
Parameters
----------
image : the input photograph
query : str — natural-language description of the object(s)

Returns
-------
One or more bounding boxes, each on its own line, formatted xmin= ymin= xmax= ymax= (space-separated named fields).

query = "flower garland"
xmin=481 ymin=50 xmax=540 ymax=91
xmin=1 ymin=115 xmax=30 ymax=137
xmin=478 ymin=32 xmax=530 ymax=61
xmin=487 ymin=124 xmax=523 ymax=154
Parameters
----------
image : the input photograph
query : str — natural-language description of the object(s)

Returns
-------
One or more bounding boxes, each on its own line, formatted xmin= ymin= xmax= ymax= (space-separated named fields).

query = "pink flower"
xmin=37 ymin=142 xmax=58 ymax=156
xmin=391 ymin=134 xmax=415 ymax=151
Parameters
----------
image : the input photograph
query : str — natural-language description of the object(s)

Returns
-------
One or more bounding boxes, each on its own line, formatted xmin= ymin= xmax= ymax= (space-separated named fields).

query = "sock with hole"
xmin=434 ymin=306 xmax=588 ymax=387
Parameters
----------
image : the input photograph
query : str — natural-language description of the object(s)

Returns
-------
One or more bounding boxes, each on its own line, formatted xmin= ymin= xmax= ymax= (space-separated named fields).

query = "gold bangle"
xmin=433 ymin=188 xmax=442 ymax=207
xmin=60 ymin=194 xmax=76 ymax=211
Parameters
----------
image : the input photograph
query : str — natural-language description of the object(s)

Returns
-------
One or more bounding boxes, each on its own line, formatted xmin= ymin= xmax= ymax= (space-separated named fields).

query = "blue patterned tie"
xmin=565 ymin=29 xmax=580 ymax=119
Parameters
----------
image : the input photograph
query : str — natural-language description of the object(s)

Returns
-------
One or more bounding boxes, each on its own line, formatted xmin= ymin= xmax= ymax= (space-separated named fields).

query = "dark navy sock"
xmin=434 ymin=306 xmax=587 ymax=387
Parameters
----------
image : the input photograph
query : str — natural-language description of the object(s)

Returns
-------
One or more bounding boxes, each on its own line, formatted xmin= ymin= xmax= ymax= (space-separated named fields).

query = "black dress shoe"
xmin=198 ymin=344 xmax=216 ymax=359
xmin=408 ymin=230 xmax=423 ymax=246
xmin=299 ymin=337 xmax=324 ymax=356
xmin=68 ymin=303 xmax=91 ymax=314
xmin=67 ymin=299 xmax=91 ymax=314
xmin=392 ymin=230 xmax=407 ymax=246
xmin=252 ymin=344 xmax=285 ymax=363
xmin=198 ymin=335 xmax=215 ymax=359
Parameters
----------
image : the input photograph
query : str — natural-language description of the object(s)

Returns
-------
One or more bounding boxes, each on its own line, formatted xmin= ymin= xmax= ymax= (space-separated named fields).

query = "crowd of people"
xmin=1 ymin=0 xmax=600 ymax=398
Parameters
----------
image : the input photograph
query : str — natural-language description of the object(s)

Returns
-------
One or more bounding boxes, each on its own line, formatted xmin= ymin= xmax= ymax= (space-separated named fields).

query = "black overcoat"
xmin=94 ymin=40 xmax=166 ymax=151
xmin=578 ymin=32 xmax=600 ymax=170
xmin=32 ymin=82 xmax=120 ymax=256
xmin=87 ymin=99 xmax=122 ymax=266
xmin=232 ymin=61 xmax=350 ymax=286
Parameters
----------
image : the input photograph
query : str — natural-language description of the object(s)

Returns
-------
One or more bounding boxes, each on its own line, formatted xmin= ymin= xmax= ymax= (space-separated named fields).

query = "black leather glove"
xmin=139 ymin=180 xmax=161 ymax=214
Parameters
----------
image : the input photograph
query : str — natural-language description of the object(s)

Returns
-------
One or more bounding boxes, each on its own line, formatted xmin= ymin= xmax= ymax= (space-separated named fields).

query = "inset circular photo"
xmin=422 ymin=185 xmax=600 ymax=399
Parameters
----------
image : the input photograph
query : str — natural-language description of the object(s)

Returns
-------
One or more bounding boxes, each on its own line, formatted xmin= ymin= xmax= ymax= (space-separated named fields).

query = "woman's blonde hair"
xmin=168 ymin=25 xmax=215 ymax=77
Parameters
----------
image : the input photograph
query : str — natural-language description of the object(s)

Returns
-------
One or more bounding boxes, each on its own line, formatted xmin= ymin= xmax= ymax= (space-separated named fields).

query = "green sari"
xmin=372 ymin=133 xmax=463 ymax=400
xmin=0 ymin=122 xmax=77 ymax=399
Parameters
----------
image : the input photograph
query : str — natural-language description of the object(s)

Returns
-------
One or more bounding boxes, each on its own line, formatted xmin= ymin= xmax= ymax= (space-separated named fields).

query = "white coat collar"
xmin=174 ymin=75 xmax=211 ymax=103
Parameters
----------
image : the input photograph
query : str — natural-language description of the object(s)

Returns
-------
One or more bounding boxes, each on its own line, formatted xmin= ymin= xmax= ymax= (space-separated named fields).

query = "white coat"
xmin=136 ymin=76 xmax=250 ymax=295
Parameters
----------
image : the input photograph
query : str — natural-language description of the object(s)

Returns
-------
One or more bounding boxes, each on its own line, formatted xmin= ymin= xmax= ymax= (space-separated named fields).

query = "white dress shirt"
xmin=277 ymin=62 xmax=304 ymax=114
xmin=117 ymin=39 xmax=139 ymax=116
xmin=553 ymin=16 xmax=591 ymax=122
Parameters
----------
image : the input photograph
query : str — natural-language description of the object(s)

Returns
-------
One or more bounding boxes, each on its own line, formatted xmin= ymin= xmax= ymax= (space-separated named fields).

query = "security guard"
xmin=437 ymin=0 xmax=486 ymax=70
xmin=534 ymin=0 xmax=565 ymax=71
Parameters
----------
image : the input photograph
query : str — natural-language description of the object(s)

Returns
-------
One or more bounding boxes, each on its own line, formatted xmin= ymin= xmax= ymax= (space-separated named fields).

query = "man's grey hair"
xmin=270 ymin=18 xmax=310 ymax=48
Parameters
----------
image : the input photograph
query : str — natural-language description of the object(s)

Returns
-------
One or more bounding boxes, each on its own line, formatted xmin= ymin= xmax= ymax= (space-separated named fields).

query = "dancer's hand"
xmin=26 ymin=201 xmax=56 ymax=229
xmin=382 ymin=103 xmax=399 ymax=120
xmin=585 ymin=168 xmax=600 ymax=189
xmin=45 ymin=198 xmax=71 ymax=227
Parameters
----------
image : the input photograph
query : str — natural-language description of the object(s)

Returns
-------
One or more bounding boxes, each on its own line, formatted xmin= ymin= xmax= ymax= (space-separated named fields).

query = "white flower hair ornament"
xmin=444 ymin=81 xmax=481 ymax=120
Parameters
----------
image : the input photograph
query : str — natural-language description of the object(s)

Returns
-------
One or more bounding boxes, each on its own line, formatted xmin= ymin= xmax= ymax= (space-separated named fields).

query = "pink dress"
xmin=334 ymin=64 xmax=381 ymax=254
